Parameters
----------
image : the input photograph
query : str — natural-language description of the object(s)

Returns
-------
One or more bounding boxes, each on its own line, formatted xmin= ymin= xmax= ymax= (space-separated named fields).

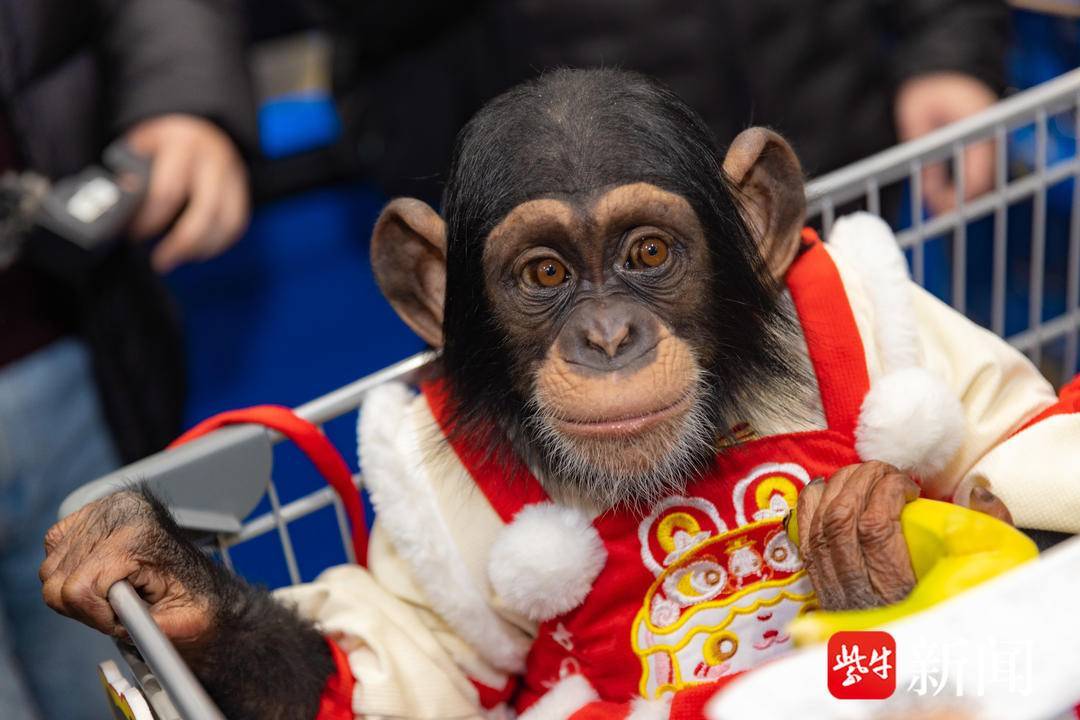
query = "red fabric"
xmin=566 ymin=676 xmax=746 ymax=720
xmin=1016 ymin=374 xmax=1080 ymax=434
xmin=570 ymin=700 xmax=631 ymax=719
xmin=789 ymin=228 xmax=871 ymax=442
xmin=169 ymin=405 xmax=369 ymax=565
xmin=471 ymin=676 xmax=518 ymax=709
xmin=517 ymin=431 xmax=862 ymax=709
xmin=667 ymin=674 xmax=744 ymax=720
xmin=315 ymin=638 xmax=356 ymax=720
xmin=422 ymin=378 xmax=550 ymax=522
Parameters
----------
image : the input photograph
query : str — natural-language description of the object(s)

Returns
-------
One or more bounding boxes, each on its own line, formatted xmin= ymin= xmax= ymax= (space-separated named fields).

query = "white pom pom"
xmin=855 ymin=367 xmax=966 ymax=479
xmin=488 ymin=503 xmax=607 ymax=622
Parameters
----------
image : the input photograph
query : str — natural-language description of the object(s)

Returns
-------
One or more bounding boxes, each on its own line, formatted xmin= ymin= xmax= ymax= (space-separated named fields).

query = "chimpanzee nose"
xmin=585 ymin=314 xmax=631 ymax=359
xmin=560 ymin=300 xmax=659 ymax=371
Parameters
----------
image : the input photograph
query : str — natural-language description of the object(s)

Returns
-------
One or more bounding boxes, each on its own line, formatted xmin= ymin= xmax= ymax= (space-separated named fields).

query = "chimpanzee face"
xmin=370 ymin=69 xmax=807 ymax=510
xmin=480 ymin=183 xmax=719 ymax=499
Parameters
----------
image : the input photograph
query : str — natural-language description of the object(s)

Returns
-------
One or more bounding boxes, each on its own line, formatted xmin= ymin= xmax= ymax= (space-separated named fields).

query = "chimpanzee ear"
xmin=722 ymin=127 xmax=806 ymax=280
xmin=370 ymin=198 xmax=447 ymax=348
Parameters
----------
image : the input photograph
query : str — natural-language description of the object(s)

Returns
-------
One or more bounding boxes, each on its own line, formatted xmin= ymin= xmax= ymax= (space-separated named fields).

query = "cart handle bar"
xmin=109 ymin=581 xmax=225 ymax=720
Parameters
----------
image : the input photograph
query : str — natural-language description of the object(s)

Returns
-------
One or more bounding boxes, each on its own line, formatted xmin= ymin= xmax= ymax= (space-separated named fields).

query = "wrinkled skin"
xmin=797 ymin=462 xmax=921 ymax=610
xmin=796 ymin=461 xmax=1015 ymax=611
xmin=40 ymin=490 xmax=214 ymax=648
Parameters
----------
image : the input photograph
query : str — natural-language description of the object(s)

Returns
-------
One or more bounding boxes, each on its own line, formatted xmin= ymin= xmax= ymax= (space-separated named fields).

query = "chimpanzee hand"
xmin=796 ymin=462 xmax=920 ymax=610
xmin=40 ymin=488 xmax=216 ymax=649
xmin=41 ymin=487 xmax=335 ymax=720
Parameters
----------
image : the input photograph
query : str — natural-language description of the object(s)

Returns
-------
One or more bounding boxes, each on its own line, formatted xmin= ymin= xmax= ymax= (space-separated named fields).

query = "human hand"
xmin=125 ymin=114 xmax=250 ymax=273
xmin=895 ymin=72 xmax=998 ymax=215
xmin=796 ymin=462 xmax=920 ymax=611
xmin=40 ymin=489 xmax=218 ymax=651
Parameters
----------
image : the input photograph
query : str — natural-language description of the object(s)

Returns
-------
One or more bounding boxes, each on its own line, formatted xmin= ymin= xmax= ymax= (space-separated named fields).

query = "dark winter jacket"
xmin=0 ymin=0 xmax=257 ymax=462
xmin=321 ymin=0 xmax=1009 ymax=202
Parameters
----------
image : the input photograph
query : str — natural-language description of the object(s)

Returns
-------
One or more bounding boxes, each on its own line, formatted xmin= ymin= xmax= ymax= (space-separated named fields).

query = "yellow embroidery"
xmin=632 ymin=508 xmax=816 ymax=699
xmin=657 ymin=512 xmax=704 ymax=554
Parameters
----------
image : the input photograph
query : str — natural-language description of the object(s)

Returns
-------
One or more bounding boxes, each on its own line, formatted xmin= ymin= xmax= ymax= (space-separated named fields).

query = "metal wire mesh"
xmin=806 ymin=70 xmax=1080 ymax=388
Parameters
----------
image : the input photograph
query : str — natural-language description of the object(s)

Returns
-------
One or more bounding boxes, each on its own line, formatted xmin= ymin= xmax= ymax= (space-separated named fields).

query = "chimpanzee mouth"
xmin=526 ymin=380 xmax=718 ymax=509
xmin=550 ymin=392 xmax=695 ymax=438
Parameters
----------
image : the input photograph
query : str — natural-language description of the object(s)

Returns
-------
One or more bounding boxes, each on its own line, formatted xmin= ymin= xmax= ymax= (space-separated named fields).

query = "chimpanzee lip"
xmin=551 ymin=392 xmax=694 ymax=438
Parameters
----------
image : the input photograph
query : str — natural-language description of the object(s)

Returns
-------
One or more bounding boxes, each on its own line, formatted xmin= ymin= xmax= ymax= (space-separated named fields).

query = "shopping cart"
xmin=61 ymin=67 xmax=1080 ymax=719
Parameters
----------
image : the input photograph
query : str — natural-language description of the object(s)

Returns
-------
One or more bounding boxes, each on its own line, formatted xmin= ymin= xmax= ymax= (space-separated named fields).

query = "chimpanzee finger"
xmin=803 ymin=465 xmax=861 ymax=609
xmin=43 ymin=513 xmax=76 ymax=554
xmin=39 ymin=510 xmax=92 ymax=581
xmin=859 ymin=470 xmax=920 ymax=604
xmin=39 ymin=540 xmax=68 ymax=584
xmin=967 ymin=486 xmax=1013 ymax=525
xmin=58 ymin=559 xmax=130 ymax=635
xmin=129 ymin=565 xmax=215 ymax=646
xmin=51 ymin=519 xmax=109 ymax=578
xmin=818 ymin=463 xmax=898 ymax=608
xmin=41 ymin=569 xmax=69 ymax=618
xmin=795 ymin=477 xmax=825 ymax=544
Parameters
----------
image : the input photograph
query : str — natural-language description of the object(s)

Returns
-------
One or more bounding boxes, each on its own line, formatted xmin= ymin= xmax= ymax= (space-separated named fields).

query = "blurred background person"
xmin=0 ymin=1 xmax=255 ymax=718
xmin=316 ymin=0 xmax=1007 ymax=214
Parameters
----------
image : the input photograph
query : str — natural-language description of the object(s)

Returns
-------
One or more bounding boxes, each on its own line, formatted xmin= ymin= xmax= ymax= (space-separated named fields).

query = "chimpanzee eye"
xmin=627 ymin=236 xmax=670 ymax=270
xmin=528 ymin=258 xmax=569 ymax=287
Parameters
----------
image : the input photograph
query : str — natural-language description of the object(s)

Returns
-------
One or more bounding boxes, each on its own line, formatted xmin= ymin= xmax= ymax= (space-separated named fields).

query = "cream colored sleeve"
xmin=271 ymin=383 xmax=533 ymax=719
xmin=274 ymin=525 xmax=506 ymax=719
xmin=911 ymin=284 xmax=1078 ymax=531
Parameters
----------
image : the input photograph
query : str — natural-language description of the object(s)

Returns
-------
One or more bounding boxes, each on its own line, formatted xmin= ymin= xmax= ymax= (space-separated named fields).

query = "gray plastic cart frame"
xmin=60 ymin=67 xmax=1080 ymax=719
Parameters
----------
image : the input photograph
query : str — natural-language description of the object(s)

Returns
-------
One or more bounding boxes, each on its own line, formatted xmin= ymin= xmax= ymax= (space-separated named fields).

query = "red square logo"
xmin=827 ymin=631 xmax=896 ymax=699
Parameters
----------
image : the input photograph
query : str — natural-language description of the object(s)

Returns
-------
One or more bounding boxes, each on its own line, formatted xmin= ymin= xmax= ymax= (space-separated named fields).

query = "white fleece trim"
xmin=489 ymin=502 xmax=607 ymax=622
xmin=518 ymin=674 xmax=599 ymax=720
xmin=827 ymin=212 xmax=920 ymax=371
xmin=830 ymin=213 xmax=966 ymax=477
xmin=358 ymin=382 xmax=529 ymax=673
xmin=628 ymin=695 xmax=673 ymax=720
xmin=855 ymin=367 xmax=966 ymax=477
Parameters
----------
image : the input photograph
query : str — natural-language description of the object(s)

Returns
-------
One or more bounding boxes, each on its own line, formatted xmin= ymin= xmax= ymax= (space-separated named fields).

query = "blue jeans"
xmin=0 ymin=339 xmax=123 ymax=720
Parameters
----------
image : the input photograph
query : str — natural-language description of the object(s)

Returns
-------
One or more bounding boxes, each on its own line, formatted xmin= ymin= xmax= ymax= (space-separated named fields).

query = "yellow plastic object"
xmin=786 ymin=498 xmax=1038 ymax=645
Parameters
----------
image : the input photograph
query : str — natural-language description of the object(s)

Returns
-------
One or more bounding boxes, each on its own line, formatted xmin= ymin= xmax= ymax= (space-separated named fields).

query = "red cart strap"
xmin=169 ymin=405 xmax=369 ymax=566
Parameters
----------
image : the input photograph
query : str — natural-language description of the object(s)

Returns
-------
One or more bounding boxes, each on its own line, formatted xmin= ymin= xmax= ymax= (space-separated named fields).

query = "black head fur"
xmin=438 ymin=68 xmax=804 ymax=500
